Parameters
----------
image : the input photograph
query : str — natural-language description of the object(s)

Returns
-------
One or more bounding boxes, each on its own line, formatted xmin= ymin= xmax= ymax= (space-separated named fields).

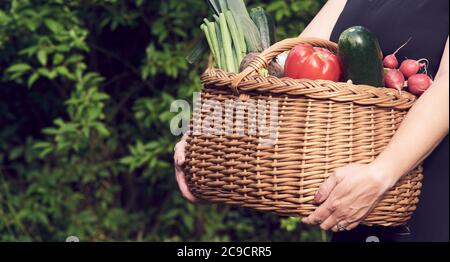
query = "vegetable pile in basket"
xmin=286 ymin=25 xmax=434 ymax=96
xmin=189 ymin=2 xmax=434 ymax=97
xmin=382 ymin=37 xmax=433 ymax=95
xmin=189 ymin=0 xmax=282 ymax=76
xmin=285 ymin=26 xmax=434 ymax=96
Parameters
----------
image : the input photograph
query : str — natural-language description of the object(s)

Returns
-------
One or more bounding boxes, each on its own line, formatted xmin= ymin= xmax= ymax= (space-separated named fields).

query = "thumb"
xmin=314 ymin=172 xmax=339 ymax=204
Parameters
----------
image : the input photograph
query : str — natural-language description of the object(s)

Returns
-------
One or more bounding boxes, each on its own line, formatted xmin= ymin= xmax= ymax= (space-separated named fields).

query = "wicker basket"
xmin=185 ymin=37 xmax=423 ymax=226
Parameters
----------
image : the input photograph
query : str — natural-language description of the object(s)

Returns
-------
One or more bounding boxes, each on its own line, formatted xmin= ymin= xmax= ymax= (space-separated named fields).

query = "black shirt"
xmin=329 ymin=0 xmax=449 ymax=242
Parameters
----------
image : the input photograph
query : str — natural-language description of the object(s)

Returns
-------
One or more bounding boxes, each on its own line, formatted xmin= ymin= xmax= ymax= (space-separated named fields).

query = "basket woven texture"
xmin=185 ymin=37 xmax=423 ymax=226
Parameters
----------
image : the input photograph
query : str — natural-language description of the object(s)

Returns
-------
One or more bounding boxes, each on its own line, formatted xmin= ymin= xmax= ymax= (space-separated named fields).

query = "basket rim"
xmin=200 ymin=67 xmax=417 ymax=110
xmin=201 ymin=37 xmax=417 ymax=110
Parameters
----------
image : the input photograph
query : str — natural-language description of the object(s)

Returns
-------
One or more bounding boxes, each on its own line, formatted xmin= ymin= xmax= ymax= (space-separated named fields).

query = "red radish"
xmin=383 ymin=55 xmax=399 ymax=69
xmin=384 ymin=69 xmax=405 ymax=92
xmin=407 ymin=73 xmax=433 ymax=95
xmin=383 ymin=37 xmax=411 ymax=69
xmin=399 ymin=58 xmax=428 ymax=78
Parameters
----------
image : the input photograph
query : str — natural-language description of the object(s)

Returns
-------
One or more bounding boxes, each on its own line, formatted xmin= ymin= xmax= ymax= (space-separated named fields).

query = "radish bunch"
xmin=383 ymin=38 xmax=433 ymax=95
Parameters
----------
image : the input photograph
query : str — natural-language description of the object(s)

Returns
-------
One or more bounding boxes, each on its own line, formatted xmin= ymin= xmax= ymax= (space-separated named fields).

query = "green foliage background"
xmin=0 ymin=0 xmax=327 ymax=241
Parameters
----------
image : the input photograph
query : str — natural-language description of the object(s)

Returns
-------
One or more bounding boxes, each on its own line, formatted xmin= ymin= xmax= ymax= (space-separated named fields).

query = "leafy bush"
xmin=0 ymin=0 xmax=327 ymax=241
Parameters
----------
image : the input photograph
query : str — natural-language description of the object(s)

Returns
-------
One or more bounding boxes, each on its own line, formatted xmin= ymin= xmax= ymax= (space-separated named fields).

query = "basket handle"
xmin=231 ymin=37 xmax=338 ymax=93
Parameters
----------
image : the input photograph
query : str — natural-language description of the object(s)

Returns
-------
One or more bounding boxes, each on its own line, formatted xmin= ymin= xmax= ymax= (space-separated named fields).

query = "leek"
xmin=219 ymin=13 xmax=236 ymax=72
xmin=186 ymin=36 xmax=208 ymax=64
xmin=214 ymin=21 xmax=226 ymax=71
xmin=206 ymin=20 xmax=221 ymax=68
xmin=200 ymin=23 xmax=217 ymax=66
xmin=227 ymin=0 xmax=262 ymax=52
xmin=207 ymin=0 xmax=221 ymax=15
xmin=224 ymin=10 xmax=245 ymax=63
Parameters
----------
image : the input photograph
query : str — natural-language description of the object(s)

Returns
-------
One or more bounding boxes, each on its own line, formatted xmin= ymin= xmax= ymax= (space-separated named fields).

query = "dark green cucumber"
xmin=249 ymin=7 xmax=276 ymax=50
xmin=338 ymin=26 xmax=385 ymax=87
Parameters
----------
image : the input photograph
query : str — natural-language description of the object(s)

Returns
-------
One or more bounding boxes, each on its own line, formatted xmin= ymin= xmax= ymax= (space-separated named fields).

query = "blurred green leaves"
xmin=0 ymin=0 xmax=326 ymax=241
xmin=1 ymin=0 xmax=88 ymax=87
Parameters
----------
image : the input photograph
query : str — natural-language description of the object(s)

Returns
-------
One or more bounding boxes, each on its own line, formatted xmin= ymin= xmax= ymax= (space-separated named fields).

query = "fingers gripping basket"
xmin=185 ymin=37 xmax=423 ymax=226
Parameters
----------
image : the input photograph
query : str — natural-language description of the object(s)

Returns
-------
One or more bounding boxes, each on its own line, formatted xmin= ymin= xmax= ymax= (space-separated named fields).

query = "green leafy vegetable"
xmin=219 ymin=12 xmax=236 ymax=72
xmin=207 ymin=0 xmax=221 ymax=15
xmin=250 ymin=6 xmax=276 ymax=50
xmin=227 ymin=0 xmax=262 ymax=52
xmin=224 ymin=10 xmax=245 ymax=64
xmin=186 ymin=36 xmax=209 ymax=64
xmin=214 ymin=21 xmax=226 ymax=70
xmin=206 ymin=21 xmax=221 ymax=68
xmin=197 ymin=0 xmax=272 ymax=71
xmin=201 ymin=19 xmax=222 ymax=68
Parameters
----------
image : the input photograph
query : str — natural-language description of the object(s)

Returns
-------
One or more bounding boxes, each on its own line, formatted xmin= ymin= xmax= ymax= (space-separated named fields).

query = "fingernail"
xmin=314 ymin=192 xmax=321 ymax=203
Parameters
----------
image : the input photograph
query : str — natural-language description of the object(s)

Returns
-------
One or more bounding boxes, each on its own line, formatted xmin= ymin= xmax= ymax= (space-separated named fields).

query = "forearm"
xmin=371 ymin=74 xmax=449 ymax=187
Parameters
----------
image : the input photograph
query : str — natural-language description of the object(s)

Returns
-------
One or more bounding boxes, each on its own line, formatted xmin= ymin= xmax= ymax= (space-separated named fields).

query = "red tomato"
xmin=284 ymin=44 xmax=342 ymax=81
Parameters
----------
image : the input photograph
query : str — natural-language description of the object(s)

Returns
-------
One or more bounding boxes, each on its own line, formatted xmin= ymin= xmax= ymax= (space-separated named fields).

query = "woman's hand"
xmin=303 ymin=38 xmax=448 ymax=233
xmin=174 ymin=136 xmax=199 ymax=203
xmin=302 ymin=163 xmax=394 ymax=232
